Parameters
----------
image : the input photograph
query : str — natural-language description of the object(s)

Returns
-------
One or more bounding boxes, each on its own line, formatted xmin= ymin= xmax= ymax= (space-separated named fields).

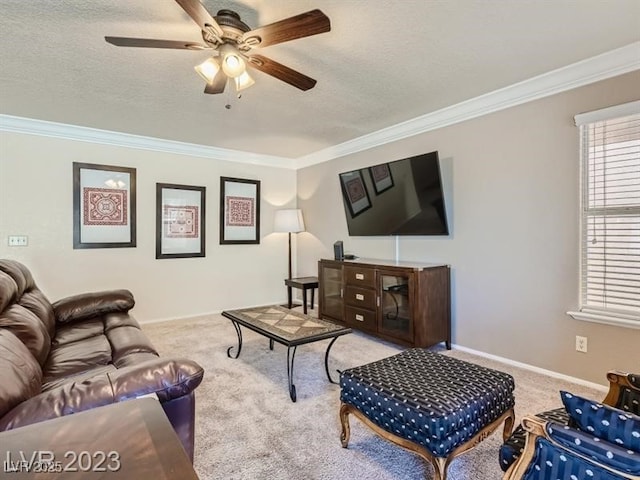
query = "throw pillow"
xmin=560 ymin=391 xmax=640 ymax=453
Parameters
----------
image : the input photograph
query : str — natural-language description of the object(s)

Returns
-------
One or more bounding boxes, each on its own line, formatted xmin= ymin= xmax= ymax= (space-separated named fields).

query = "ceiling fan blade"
xmin=174 ymin=0 xmax=224 ymax=39
xmin=241 ymin=9 xmax=330 ymax=49
xmin=204 ymin=74 xmax=227 ymax=94
xmin=246 ymin=54 xmax=317 ymax=91
xmin=105 ymin=36 xmax=209 ymax=50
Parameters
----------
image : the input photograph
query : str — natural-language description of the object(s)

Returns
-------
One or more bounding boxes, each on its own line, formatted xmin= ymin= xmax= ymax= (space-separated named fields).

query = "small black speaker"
xmin=333 ymin=241 xmax=344 ymax=261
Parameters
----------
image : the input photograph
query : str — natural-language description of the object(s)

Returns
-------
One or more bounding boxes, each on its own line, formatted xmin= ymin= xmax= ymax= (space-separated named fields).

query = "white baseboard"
xmin=138 ymin=311 xmax=221 ymax=325
xmin=137 ymin=300 xmax=286 ymax=325
xmin=452 ymin=344 xmax=608 ymax=392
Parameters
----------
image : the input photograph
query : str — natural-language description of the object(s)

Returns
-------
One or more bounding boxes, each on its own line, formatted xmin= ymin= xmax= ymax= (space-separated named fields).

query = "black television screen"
xmin=338 ymin=151 xmax=449 ymax=236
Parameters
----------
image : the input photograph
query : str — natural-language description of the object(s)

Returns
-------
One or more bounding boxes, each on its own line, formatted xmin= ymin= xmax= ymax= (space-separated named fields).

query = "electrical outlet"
xmin=576 ymin=335 xmax=588 ymax=353
xmin=8 ymin=235 xmax=28 ymax=247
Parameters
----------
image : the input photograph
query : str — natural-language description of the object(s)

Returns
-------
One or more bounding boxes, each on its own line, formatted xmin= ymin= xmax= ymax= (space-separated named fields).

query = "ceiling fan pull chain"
xmin=225 ymin=78 xmax=234 ymax=109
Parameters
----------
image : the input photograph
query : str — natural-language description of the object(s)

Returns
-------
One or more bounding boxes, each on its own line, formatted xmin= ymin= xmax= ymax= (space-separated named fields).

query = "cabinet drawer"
xmin=344 ymin=266 xmax=375 ymax=288
xmin=344 ymin=306 xmax=376 ymax=332
xmin=344 ymin=285 xmax=376 ymax=310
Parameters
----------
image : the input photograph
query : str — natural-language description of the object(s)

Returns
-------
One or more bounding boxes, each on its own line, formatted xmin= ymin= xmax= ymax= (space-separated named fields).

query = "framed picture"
xmin=156 ymin=183 xmax=206 ymax=259
xmin=220 ymin=177 xmax=260 ymax=244
xmin=339 ymin=170 xmax=371 ymax=218
xmin=369 ymin=163 xmax=394 ymax=194
xmin=73 ymin=162 xmax=136 ymax=249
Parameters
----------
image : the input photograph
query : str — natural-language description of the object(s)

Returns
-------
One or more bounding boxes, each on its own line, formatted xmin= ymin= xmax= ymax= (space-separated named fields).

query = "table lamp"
xmin=274 ymin=209 xmax=305 ymax=279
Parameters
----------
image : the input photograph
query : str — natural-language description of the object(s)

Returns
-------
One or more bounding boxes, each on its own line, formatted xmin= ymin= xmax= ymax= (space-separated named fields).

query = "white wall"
xmin=0 ymin=133 xmax=297 ymax=321
xmin=296 ymin=71 xmax=640 ymax=384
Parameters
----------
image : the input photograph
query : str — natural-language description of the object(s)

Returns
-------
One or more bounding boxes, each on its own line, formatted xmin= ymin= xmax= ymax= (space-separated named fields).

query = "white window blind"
xmin=570 ymin=102 xmax=640 ymax=328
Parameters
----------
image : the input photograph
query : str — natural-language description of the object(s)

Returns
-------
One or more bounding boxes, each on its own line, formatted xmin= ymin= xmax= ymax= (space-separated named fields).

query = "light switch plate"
xmin=575 ymin=335 xmax=588 ymax=353
xmin=8 ymin=235 xmax=28 ymax=247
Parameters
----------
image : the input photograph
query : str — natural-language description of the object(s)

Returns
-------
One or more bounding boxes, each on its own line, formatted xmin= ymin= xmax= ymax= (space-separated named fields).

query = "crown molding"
xmin=296 ymin=41 xmax=640 ymax=169
xmin=0 ymin=115 xmax=295 ymax=169
xmin=2 ymin=42 xmax=638 ymax=170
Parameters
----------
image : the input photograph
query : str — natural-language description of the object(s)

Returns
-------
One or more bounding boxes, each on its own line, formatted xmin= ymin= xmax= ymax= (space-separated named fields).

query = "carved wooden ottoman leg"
xmin=502 ymin=408 xmax=515 ymax=442
xmin=340 ymin=403 xmax=351 ymax=448
xmin=431 ymin=456 xmax=447 ymax=480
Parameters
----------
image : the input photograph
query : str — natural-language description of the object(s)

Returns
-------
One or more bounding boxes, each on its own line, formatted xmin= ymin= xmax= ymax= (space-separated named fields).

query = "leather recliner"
xmin=0 ymin=259 xmax=204 ymax=461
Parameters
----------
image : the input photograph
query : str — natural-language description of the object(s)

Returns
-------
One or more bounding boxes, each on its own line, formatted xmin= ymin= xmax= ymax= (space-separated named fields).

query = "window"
xmin=569 ymin=101 xmax=640 ymax=328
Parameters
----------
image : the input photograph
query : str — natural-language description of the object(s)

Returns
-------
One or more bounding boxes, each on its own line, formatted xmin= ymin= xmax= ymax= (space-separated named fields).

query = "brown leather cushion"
xmin=19 ymin=289 xmax=55 ymax=339
xmin=0 ymin=304 xmax=51 ymax=365
xmin=44 ymin=335 xmax=112 ymax=380
xmin=42 ymin=364 xmax=117 ymax=392
xmin=0 ymin=261 xmax=55 ymax=364
xmin=0 ymin=330 xmax=42 ymax=417
xmin=52 ymin=319 xmax=105 ymax=348
xmin=53 ymin=290 xmax=135 ymax=324
xmin=45 ymin=313 xmax=157 ymax=381
xmin=0 ymin=272 xmax=17 ymax=313
xmin=0 ymin=260 xmax=33 ymax=297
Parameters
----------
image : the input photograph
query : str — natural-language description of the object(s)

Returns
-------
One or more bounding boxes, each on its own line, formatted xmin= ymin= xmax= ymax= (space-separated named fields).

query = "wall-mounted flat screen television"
xmin=338 ymin=151 xmax=449 ymax=236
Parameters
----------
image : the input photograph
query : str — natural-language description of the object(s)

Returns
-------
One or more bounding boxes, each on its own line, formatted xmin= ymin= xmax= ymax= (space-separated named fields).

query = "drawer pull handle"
xmin=355 ymin=273 xmax=364 ymax=280
xmin=355 ymin=293 xmax=364 ymax=301
xmin=355 ymin=314 xmax=364 ymax=322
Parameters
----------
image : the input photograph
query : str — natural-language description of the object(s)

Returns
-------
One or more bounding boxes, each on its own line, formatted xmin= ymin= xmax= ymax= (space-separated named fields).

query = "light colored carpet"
xmin=142 ymin=308 xmax=604 ymax=480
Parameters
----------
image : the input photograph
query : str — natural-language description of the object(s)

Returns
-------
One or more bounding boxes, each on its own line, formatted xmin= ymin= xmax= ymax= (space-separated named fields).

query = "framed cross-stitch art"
xmin=220 ymin=177 xmax=260 ymax=244
xmin=73 ymin=162 xmax=136 ymax=249
xmin=156 ymin=183 xmax=206 ymax=259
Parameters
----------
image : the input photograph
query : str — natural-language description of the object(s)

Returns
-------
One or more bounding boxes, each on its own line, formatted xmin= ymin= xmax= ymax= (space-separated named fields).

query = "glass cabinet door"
xmin=320 ymin=263 xmax=343 ymax=322
xmin=377 ymin=270 xmax=413 ymax=342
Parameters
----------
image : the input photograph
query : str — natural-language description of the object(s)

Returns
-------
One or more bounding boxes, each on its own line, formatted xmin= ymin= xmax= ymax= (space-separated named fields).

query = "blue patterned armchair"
xmin=502 ymin=372 xmax=640 ymax=480
xmin=500 ymin=371 xmax=640 ymax=472
xmin=503 ymin=414 xmax=639 ymax=480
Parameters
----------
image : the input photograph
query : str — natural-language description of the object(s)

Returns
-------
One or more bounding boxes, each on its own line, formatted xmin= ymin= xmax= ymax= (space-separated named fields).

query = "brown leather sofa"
xmin=0 ymin=259 xmax=204 ymax=461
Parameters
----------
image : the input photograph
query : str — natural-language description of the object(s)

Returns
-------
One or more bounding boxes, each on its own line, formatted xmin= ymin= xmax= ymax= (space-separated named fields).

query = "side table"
xmin=284 ymin=276 xmax=319 ymax=314
xmin=0 ymin=398 xmax=198 ymax=479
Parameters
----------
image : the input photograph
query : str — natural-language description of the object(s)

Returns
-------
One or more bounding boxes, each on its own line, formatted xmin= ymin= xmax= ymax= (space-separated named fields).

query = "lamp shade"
xmin=235 ymin=71 xmax=255 ymax=92
xmin=274 ymin=209 xmax=305 ymax=233
xmin=194 ymin=57 xmax=220 ymax=85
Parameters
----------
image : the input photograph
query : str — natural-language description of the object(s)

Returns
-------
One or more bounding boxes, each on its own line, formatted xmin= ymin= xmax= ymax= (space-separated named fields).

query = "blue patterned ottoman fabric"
xmin=499 ymin=407 xmax=569 ymax=471
xmin=340 ymin=349 xmax=515 ymax=458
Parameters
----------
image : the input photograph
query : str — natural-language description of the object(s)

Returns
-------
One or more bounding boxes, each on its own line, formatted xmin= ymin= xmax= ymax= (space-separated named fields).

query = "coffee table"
xmin=222 ymin=305 xmax=352 ymax=402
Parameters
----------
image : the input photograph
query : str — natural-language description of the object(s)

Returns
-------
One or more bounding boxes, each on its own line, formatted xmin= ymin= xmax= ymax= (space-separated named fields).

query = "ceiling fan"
xmin=105 ymin=0 xmax=331 ymax=95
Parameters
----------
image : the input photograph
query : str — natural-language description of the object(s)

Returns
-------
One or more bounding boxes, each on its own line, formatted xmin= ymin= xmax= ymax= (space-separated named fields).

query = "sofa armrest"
xmin=107 ymin=357 xmax=204 ymax=403
xmin=0 ymin=357 xmax=204 ymax=431
xmin=53 ymin=289 xmax=135 ymax=324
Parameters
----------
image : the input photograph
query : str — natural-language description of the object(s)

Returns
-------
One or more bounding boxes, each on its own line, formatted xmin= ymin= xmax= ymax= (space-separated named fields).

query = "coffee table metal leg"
xmin=287 ymin=346 xmax=298 ymax=402
xmin=269 ymin=339 xmax=274 ymax=350
xmin=324 ymin=336 xmax=341 ymax=384
xmin=227 ymin=320 xmax=243 ymax=359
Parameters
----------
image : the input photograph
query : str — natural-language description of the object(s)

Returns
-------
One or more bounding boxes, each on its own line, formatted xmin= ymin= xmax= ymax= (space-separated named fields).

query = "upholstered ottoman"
xmin=339 ymin=349 xmax=515 ymax=480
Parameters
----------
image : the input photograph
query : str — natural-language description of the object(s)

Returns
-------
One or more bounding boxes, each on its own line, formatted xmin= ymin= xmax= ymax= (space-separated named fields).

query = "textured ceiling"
xmin=1 ymin=1 xmax=640 ymax=159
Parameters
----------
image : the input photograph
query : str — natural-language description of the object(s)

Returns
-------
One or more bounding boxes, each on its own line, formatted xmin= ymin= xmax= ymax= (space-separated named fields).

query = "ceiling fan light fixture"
xmin=219 ymin=43 xmax=246 ymax=78
xmin=194 ymin=57 xmax=220 ymax=85
xmin=106 ymin=5 xmax=331 ymax=96
xmin=235 ymin=71 xmax=255 ymax=91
